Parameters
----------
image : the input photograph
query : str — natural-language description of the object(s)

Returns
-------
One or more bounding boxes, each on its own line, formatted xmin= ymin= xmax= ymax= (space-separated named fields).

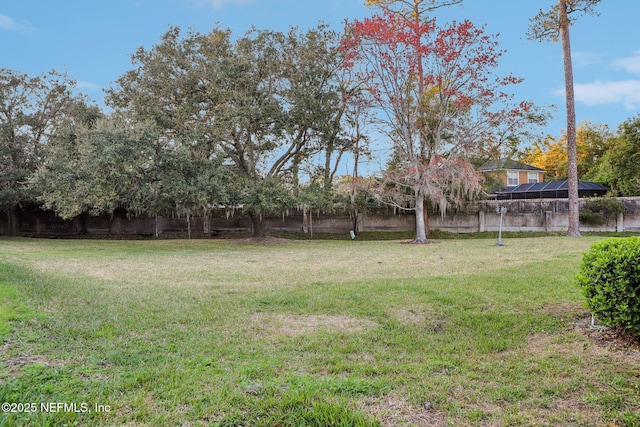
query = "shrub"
xmin=576 ymin=237 xmax=640 ymax=335
xmin=579 ymin=196 xmax=625 ymax=225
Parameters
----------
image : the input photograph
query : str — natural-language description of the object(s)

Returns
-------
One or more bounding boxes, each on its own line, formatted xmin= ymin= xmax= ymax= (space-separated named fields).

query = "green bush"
xmin=579 ymin=196 xmax=625 ymax=225
xmin=576 ymin=237 xmax=640 ymax=335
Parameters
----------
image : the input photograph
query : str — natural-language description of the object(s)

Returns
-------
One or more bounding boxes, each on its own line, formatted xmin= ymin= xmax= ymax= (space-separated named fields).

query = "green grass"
xmin=0 ymin=264 xmax=34 ymax=341
xmin=0 ymin=236 xmax=638 ymax=426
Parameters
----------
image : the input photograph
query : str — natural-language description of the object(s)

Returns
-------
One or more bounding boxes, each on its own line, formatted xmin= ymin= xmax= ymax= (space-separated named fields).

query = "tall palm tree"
xmin=528 ymin=0 xmax=601 ymax=237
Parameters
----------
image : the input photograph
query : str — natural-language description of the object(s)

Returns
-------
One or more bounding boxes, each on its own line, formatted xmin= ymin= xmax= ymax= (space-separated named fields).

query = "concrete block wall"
xmin=3 ymin=197 xmax=640 ymax=236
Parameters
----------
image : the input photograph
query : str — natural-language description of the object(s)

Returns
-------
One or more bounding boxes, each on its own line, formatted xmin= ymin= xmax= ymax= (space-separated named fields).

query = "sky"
xmin=2 ymin=0 xmax=640 ymax=164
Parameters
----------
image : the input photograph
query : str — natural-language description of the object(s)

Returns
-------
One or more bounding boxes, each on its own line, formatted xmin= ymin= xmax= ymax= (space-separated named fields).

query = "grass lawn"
xmin=0 ymin=236 xmax=638 ymax=426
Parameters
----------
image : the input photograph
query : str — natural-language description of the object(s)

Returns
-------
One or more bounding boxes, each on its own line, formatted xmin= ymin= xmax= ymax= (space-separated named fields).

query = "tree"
xmin=33 ymin=118 xmax=161 ymax=225
xmin=0 ymin=68 xmax=89 ymax=235
xmin=29 ymin=106 xmax=105 ymax=233
xmin=521 ymin=135 xmax=568 ymax=181
xmin=575 ymin=122 xmax=615 ymax=181
xmin=592 ymin=115 xmax=640 ymax=196
xmin=162 ymin=146 xmax=229 ymax=238
xmin=107 ymin=25 xmax=350 ymax=237
xmin=521 ymin=121 xmax=614 ymax=181
xmin=339 ymin=84 xmax=375 ymax=235
xmin=365 ymin=0 xmax=464 ymax=17
xmin=34 ymin=114 xmax=229 ymax=236
xmin=528 ymin=0 xmax=602 ymax=237
xmin=342 ymin=10 xmax=533 ymax=243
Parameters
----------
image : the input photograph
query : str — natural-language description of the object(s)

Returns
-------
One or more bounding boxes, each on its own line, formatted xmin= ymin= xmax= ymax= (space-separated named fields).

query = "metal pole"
xmin=497 ymin=206 xmax=507 ymax=246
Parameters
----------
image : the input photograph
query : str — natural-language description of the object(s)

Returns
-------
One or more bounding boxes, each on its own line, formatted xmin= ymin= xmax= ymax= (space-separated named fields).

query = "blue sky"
xmin=3 ymin=0 xmax=640 ymax=148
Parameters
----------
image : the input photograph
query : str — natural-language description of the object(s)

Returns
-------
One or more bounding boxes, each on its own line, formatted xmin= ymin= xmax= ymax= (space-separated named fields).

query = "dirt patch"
xmin=392 ymin=308 xmax=447 ymax=332
xmin=236 ymin=236 xmax=297 ymax=244
xmin=541 ymin=301 xmax=584 ymax=318
xmin=400 ymin=240 xmax=440 ymax=245
xmin=4 ymin=354 xmax=50 ymax=368
xmin=394 ymin=309 xmax=427 ymax=326
xmin=533 ymin=306 xmax=640 ymax=359
xmin=358 ymin=392 xmax=448 ymax=427
xmin=573 ymin=315 xmax=640 ymax=359
xmin=251 ymin=313 xmax=377 ymax=337
xmin=522 ymin=329 xmax=626 ymax=363
xmin=1 ymin=354 xmax=66 ymax=378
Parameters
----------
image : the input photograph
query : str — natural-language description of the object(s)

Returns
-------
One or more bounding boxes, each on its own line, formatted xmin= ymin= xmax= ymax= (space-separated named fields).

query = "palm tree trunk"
xmin=560 ymin=0 xmax=581 ymax=237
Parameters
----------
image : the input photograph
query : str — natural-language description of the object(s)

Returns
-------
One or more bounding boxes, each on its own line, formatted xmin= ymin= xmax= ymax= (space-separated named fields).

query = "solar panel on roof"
xmin=499 ymin=181 xmax=607 ymax=193
xmin=494 ymin=181 xmax=608 ymax=199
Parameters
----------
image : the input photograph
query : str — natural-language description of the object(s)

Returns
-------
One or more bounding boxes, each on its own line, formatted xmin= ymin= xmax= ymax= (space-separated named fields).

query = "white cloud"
xmin=188 ymin=0 xmax=253 ymax=9
xmin=569 ymin=80 xmax=640 ymax=110
xmin=0 ymin=14 xmax=18 ymax=30
xmin=0 ymin=14 xmax=36 ymax=33
xmin=572 ymin=51 xmax=604 ymax=68
xmin=612 ymin=51 xmax=640 ymax=75
xmin=551 ymin=52 xmax=640 ymax=110
xmin=76 ymin=81 xmax=103 ymax=93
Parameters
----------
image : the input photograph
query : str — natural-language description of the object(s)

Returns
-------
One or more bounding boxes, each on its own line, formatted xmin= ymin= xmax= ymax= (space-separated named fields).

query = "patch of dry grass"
xmin=251 ymin=313 xmax=378 ymax=337
xmin=358 ymin=392 xmax=448 ymax=427
xmin=0 ymin=236 xmax=600 ymax=290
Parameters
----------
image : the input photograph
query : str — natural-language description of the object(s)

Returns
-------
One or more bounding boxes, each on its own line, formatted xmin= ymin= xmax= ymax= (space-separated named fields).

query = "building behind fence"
xmin=2 ymin=197 xmax=640 ymax=237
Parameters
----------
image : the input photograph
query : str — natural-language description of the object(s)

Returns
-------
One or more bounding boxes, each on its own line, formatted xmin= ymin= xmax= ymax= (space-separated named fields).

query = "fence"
xmin=3 ymin=197 xmax=640 ymax=237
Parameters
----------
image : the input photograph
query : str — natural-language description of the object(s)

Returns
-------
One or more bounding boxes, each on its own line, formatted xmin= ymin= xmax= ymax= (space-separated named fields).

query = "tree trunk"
xmin=8 ymin=203 xmax=19 ymax=236
xmin=560 ymin=0 xmax=581 ymax=237
xmin=249 ymin=212 xmax=266 ymax=238
xmin=202 ymin=207 xmax=210 ymax=235
xmin=76 ymin=212 xmax=89 ymax=235
xmin=352 ymin=209 xmax=359 ymax=236
xmin=413 ymin=192 xmax=428 ymax=243
xmin=324 ymin=144 xmax=333 ymax=190
xmin=423 ymin=199 xmax=430 ymax=238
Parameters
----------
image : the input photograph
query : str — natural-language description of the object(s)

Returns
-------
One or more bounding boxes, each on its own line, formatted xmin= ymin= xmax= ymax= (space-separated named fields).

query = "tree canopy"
xmin=521 ymin=121 xmax=614 ymax=181
xmin=105 ymin=24 xmax=353 ymax=236
xmin=342 ymin=7 xmax=534 ymax=242
xmin=0 ymin=68 xmax=95 ymax=234
xmin=365 ymin=0 xmax=464 ymax=17
xmin=591 ymin=115 xmax=640 ymax=196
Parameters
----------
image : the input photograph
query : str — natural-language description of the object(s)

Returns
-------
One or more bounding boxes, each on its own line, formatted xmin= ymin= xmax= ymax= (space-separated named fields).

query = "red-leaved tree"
xmin=342 ymin=10 xmax=534 ymax=243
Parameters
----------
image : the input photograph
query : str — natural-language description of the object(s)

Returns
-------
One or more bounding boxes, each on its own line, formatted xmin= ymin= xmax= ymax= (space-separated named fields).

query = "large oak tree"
xmin=0 ymin=68 xmax=93 ymax=234
xmin=33 ymin=115 xmax=229 ymax=236
xmin=107 ymin=25 xmax=351 ymax=237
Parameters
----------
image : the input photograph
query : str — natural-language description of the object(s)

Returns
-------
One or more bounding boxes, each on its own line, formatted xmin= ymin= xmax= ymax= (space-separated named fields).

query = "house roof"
xmin=494 ymin=181 xmax=609 ymax=200
xmin=480 ymin=158 xmax=545 ymax=173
